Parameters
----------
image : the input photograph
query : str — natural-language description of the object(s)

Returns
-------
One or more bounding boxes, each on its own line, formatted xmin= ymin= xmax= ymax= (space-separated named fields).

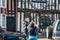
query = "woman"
xmin=23 ymin=21 xmax=29 ymax=40
xmin=28 ymin=21 xmax=39 ymax=40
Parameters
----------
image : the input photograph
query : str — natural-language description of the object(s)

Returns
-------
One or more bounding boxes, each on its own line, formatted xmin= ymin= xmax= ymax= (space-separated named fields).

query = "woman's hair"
xmin=30 ymin=22 xmax=34 ymax=27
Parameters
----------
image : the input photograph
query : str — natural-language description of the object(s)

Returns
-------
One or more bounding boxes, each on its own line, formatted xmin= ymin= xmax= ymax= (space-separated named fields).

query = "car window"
xmin=57 ymin=21 xmax=60 ymax=31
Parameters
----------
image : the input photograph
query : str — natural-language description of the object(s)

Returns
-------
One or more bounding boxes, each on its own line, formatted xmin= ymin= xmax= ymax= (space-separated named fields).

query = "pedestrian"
xmin=27 ymin=21 xmax=39 ymax=40
xmin=23 ymin=21 xmax=29 ymax=37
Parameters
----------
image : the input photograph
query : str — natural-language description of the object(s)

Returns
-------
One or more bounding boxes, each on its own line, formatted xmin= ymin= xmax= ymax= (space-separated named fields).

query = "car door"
xmin=56 ymin=21 xmax=60 ymax=36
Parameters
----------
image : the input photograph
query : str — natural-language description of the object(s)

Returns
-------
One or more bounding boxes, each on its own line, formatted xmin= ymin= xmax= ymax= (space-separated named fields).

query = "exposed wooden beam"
xmin=17 ymin=8 xmax=60 ymax=14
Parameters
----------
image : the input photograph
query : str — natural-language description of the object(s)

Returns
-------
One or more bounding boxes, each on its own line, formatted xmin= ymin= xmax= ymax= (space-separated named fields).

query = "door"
xmin=6 ymin=16 xmax=16 ymax=32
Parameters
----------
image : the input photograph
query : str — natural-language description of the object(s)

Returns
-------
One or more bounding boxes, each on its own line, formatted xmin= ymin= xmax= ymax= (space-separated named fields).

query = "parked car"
xmin=51 ymin=20 xmax=60 ymax=40
xmin=4 ymin=32 xmax=26 ymax=40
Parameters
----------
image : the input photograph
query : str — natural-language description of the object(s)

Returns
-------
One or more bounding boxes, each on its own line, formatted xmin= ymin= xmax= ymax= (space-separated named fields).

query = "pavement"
xmin=38 ymin=38 xmax=51 ymax=40
xmin=38 ymin=32 xmax=50 ymax=40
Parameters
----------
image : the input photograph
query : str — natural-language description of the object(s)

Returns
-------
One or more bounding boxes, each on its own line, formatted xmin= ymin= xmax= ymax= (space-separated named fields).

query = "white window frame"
xmin=2 ymin=0 xmax=7 ymax=8
xmin=1 ymin=14 xmax=6 ymax=28
xmin=18 ymin=2 xmax=21 ymax=8
xmin=17 ymin=12 xmax=20 ymax=31
xmin=0 ymin=0 xmax=2 ymax=7
xmin=0 ymin=13 xmax=2 ymax=26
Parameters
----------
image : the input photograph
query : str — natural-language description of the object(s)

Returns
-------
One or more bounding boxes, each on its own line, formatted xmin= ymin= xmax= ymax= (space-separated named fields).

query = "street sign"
xmin=32 ymin=0 xmax=47 ymax=3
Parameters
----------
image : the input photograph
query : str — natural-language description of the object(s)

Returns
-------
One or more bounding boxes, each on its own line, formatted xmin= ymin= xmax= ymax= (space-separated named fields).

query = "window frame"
xmin=0 ymin=13 xmax=2 ymax=26
xmin=0 ymin=0 xmax=2 ymax=7
xmin=1 ymin=14 xmax=6 ymax=28
xmin=2 ymin=0 xmax=7 ymax=8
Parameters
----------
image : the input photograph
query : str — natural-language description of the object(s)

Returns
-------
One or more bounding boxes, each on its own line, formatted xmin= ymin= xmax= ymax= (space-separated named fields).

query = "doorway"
xmin=6 ymin=16 xmax=16 ymax=32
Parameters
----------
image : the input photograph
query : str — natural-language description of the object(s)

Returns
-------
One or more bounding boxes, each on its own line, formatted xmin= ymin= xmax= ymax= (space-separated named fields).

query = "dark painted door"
xmin=6 ymin=17 xmax=16 ymax=32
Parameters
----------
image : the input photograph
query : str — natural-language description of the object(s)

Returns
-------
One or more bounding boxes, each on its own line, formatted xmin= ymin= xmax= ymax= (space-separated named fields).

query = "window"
xmin=0 ymin=0 xmax=2 ymax=7
xmin=17 ymin=12 xmax=20 ymax=31
xmin=0 ymin=13 xmax=1 ymax=26
xmin=57 ymin=21 xmax=60 ymax=31
xmin=2 ymin=0 xmax=6 ymax=8
xmin=2 ymin=15 xmax=5 ymax=27
xmin=18 ymin=2 xmax=21 ymax=8
xmin=2 ymin=0 xmax=5 ymax=7
xmin=0 ymin=14 xmax=6 ymax=28
xmin=2 ymin=14 xmax=6 ymax=28
xmin=0 ymin=0 xmax=7 ymax=8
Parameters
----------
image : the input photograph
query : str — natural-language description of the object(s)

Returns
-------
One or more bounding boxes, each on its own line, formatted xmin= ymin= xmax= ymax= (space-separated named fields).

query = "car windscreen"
xmin=57 ymin=21 xmax=60 ymax=31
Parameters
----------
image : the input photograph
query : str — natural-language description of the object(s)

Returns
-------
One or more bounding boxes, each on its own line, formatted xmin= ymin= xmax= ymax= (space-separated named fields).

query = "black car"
xmin=4 ymin=32 xmax=26 ymax=40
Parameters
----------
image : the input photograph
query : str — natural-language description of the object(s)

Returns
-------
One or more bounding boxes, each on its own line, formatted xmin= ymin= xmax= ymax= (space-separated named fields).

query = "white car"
xmin=52 ymin=20 xmax=60 ymax=40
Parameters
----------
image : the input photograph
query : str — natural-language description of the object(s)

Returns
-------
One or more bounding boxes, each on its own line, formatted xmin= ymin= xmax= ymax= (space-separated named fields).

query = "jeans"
xmin=28 ymin=36 xmax=38 ymax=40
